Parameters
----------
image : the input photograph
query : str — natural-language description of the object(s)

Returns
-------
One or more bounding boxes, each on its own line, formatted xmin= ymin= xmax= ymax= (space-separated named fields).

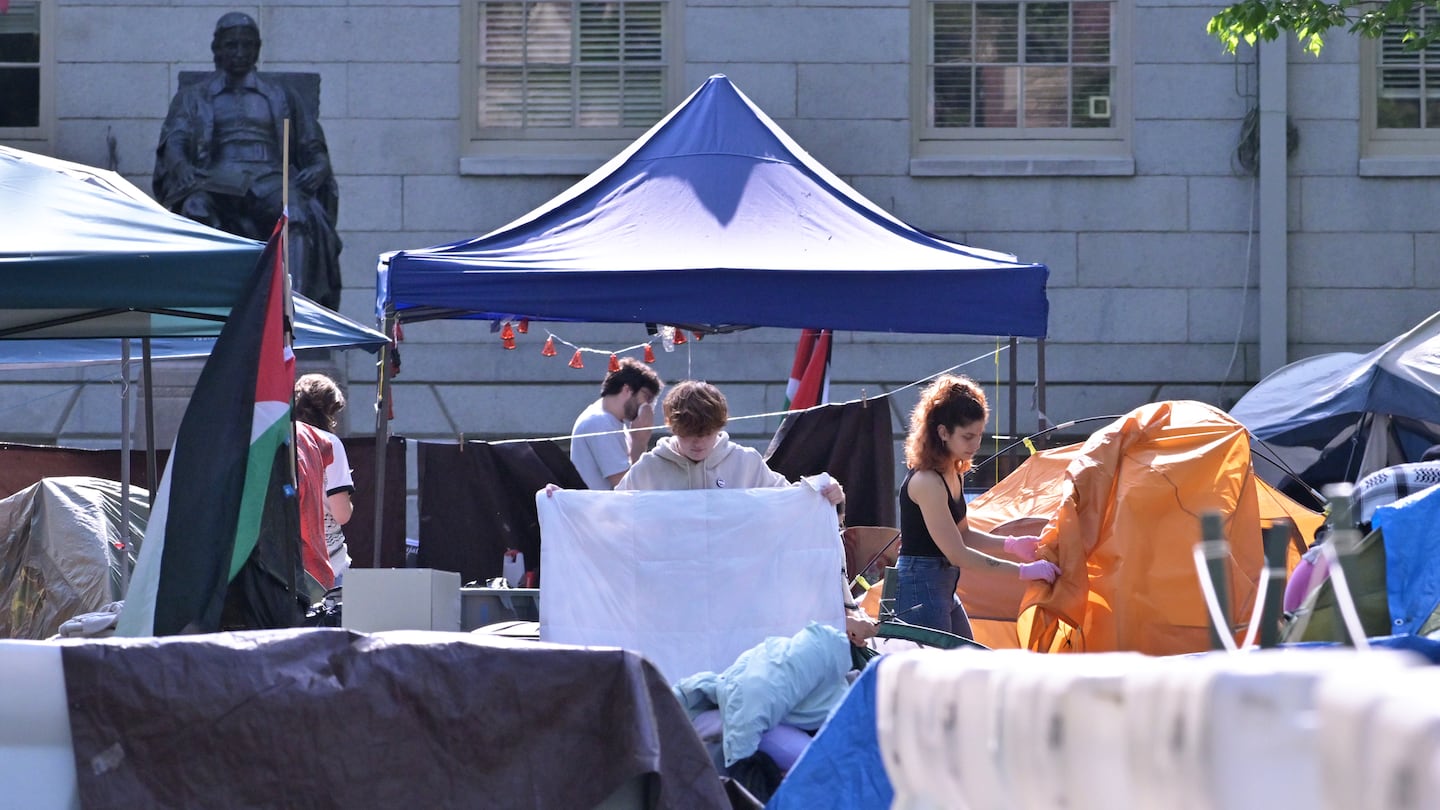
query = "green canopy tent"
xmin=0 ymin=144 xmax=387 ymax=595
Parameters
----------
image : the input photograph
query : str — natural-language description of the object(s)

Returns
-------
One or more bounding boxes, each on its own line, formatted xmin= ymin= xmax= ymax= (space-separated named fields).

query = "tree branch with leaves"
xmin=1209 ymin=0 xmax=1436 ymax=55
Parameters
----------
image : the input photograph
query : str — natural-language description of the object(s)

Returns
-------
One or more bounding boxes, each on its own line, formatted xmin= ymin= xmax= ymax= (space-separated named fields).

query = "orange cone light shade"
xmin=542 ymin=336 xmax=557 ymax=357
xmin=502 ymin=335 xmax=516 ymax=350
xmin=608 ymin=353 xmax=620 ymax=372
xmin=692 ymin=331 xmax=704 ymax=342
xmin=517 ymin=319 xmax=529 ymax=334
xmin=672 ymin=329 xmax=686 ymax=345
xmin=569 ymin=350 xmax=585 ymax=369
xmin=500 ymin=322 xmax=515 ymax=340
xmin=644 ymin=344 xmax=656 ymax=363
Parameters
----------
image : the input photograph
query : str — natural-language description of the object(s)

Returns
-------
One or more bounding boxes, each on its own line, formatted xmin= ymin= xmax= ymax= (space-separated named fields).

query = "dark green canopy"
xmin=0 ymin=144 xmax=382 ymax=351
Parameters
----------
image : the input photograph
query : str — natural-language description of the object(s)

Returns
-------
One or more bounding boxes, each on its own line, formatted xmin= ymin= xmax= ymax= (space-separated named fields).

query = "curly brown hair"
xmin=294 ymin=373 xmax=346 ymax=432
xmin=663 ymin=380 xmax=728 ymax=437
xmin=904 ymin=374 xmax=988 ymax=474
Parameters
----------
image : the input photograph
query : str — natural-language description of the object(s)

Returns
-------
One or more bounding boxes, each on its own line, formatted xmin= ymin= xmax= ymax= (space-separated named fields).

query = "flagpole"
xmin=283 ymin=120 xmax=296 ymax=489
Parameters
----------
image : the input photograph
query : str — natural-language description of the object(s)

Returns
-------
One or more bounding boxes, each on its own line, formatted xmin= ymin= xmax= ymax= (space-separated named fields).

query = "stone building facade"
xmin=2 ymin=0 xmax=1437 ymax=533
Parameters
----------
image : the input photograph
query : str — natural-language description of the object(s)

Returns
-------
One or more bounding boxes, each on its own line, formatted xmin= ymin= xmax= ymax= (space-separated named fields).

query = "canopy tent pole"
xmin=143 ymin=338 xmax=157 ymax=508
xmin=372 ymin=311 xmax=396 ymax=568
xmin=119 ymin=341 xmax=133 ymax=598
xmin=1037 ymin=339 xmax=1048 ymax=433
xmin=1008 ymin=337 xmax=1018 ymax=445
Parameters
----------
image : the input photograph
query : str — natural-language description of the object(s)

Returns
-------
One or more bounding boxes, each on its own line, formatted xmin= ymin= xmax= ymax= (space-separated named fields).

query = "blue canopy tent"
xmin=1231 ymin=310 xmax=1440 ymax=498
xmin=373 ymin=74 xmax=1051 ymax=563
xmin=378 ymin=75 xmax=1049 ymax=337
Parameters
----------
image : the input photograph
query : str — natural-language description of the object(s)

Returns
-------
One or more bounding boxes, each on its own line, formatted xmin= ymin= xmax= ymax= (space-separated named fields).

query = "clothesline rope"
xmin=473 ymin=344 xmax=1012 ymax=446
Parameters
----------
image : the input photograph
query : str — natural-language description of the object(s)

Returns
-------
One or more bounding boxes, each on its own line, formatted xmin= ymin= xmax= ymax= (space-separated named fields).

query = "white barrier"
xmin=876 ymin=647 xmax=1431 ymax=810
xmin=0 ymin=640 xmax=79 ymax=810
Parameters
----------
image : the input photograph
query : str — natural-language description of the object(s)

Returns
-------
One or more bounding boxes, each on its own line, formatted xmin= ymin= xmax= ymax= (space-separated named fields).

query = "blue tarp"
xmin=380 ymin=75 xmax=1049 ymax=338
xmin=1372 ymin=485 xmax=1440 ymax=636
xmin=765 ymin=659 xmax=892 ymax=810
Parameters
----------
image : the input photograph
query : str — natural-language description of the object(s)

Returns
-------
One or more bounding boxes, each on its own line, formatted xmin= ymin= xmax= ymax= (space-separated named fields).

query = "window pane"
xmin=620 ymin=66 xmax=664 ymax=124
xmin=1023 ymin=65 xmax=1068 ymax=126
xmin=0 ymin=20 xmax=39 ymax=62
xmin=976 ymin=5 xmax=1019 ymax=63
xmin=1072 ymin=1 xmax=1109 ymax=62
xmin=525 ymin=68 xmax=574 ymax=126
xmin=0 ymin=66 xmax=39 ymax=127
xmin=1026 ymin=2 xmax=1070 ymax=64
xmin=1376 ymin=8 xmax=1440 ymax=129
xmin=976 ymin=64 xmax=1018 ymax=127
xmin=478 ymin=67 xmax=525 ymax=126
xmin=933 ymin=64 xmax=973 ymax=126
xmin=526 ymin=2 xmax=573 ymax=64
xmin=928 ymin=0 xmax=1114 ymax=132
xmin=933 ymin=3 xmax=972 ymax=63
xmin=1071 ymin=65 xmax=1111 ymax=128
xmin=476 ymin=0 xmax=667 ymax=132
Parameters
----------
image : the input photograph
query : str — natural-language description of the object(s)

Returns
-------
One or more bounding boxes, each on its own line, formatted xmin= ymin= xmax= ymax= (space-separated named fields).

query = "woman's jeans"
xmin=893 ymin=554 xmax=973 ymax=639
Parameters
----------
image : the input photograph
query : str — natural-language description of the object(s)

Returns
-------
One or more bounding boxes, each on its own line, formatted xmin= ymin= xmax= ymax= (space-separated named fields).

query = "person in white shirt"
xmin=569 ymin=358 xmax=663 ymax=490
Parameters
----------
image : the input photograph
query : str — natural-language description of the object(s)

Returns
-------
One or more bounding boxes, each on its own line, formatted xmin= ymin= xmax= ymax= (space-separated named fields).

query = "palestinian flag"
xmin=118 ymin=218 xmax=300 ymax=636
xmin=783 ymin=328 xmax=833 ymax=411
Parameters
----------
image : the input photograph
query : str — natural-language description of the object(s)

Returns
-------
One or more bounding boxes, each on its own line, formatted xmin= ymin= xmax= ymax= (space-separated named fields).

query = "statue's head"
xmin=214 ymin=11 xmax=259 ymax=37
xmin=211 ymin=12 xmax=261 ymax=76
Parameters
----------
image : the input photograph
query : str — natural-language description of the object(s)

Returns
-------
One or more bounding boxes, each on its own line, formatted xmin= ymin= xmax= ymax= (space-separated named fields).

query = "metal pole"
xmin=142 ymin=338 xmax=158 ymax=509
xmin=1259 ymin=520 xmax=1291 ymax=648
xmin=1201 ymin=511 xmax=1231 ymax=650
xmin=371 ymin=311 xmax=395 ymax=568
xmin=119 ymin=340 xmax=133 ymax=599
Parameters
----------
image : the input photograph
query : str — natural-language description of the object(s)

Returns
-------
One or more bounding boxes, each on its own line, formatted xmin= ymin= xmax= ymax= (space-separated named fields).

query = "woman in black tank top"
xmin=894 ymin=375 xmax=1061 ymax=636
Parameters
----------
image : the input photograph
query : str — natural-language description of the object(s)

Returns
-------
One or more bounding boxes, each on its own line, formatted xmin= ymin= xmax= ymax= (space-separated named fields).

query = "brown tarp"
xmin=62 ymin=628 xmax=729 ymax=809
xmin=417 ymin=440 xmax=586 ymax=585
xmin=0 ymin=438 xmax=407 ymax=571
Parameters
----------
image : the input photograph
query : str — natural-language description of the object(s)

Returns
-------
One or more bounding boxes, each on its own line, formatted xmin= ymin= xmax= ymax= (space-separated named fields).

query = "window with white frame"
xmin=462 ymin=0 xmax=676 ymax=174
xmin=1359 ymin=8 xmax=1440 ymax=172
xmin=913 ymin=0 xmax=1131 ymax=175
xmin=0 ymin=0 xmax=48 ymax=144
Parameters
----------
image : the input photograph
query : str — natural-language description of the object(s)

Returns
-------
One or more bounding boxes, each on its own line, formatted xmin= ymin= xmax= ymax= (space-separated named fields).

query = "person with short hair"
xmin=294 ymin=373 xmax=354 ymax=585
xmin=569 ymin=357 xmax=663 ymax=490
xmin=896 ymin=374 xmax=1060 ymax=637
xmin=617 ymin=380 xmax=874 ymax=643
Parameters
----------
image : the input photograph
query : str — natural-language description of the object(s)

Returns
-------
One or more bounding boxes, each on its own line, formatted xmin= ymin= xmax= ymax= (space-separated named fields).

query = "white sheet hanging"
xmin=537 ymin=486 xmax=845 ymax=684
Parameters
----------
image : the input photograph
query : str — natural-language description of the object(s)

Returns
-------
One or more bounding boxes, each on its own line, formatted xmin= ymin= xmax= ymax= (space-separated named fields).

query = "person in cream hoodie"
xmin=616 ymin=380 xmax=875 ymax=644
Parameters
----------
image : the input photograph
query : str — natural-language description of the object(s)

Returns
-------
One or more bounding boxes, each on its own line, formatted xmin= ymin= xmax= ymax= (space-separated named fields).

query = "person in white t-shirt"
xmin=294 ymin=373 xmax=355 ymax=584
xmin=569 ymin=358 xmax=663 ymax=490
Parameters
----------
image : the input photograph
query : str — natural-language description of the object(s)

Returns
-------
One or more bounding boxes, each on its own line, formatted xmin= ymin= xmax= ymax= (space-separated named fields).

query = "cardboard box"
xmin=342 ymin=568 xmax=461 ymax=632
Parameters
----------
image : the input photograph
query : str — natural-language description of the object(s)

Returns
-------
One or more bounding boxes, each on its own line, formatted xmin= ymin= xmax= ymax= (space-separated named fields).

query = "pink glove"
xmin=1003 ymin=535 xmax=1042 ymax=562
xmin=1018 ymin=560 xmax=1061 ymax=584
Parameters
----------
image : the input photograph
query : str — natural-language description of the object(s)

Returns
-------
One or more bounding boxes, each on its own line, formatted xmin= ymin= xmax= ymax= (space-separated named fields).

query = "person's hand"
xmin=632 ymin=400 xmax=655 ymax=430
xmin=821 ymin=481 xmax=845 ymax=506
xmin=1018 ymin=560 xmax=1061 ymax=584
xmin=1003 ymin=535 xmax=1042 ymax=562
xmin=543 ymin=483 xmax=562 ymax=498
xmin=846 ymin=611 xmax=878 ymax=645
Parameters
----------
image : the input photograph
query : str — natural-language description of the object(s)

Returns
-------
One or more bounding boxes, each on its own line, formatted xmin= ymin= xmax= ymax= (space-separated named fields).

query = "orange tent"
xmin=917 ymin=401 xmax=1322 ymax=654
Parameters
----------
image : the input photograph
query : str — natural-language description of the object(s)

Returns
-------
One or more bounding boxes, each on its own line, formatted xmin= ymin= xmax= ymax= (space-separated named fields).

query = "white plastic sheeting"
xmin=875 ymin=647 xmax=1435 ymax=810
xmin=537 ymin=486 xmax=845 ymax=684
